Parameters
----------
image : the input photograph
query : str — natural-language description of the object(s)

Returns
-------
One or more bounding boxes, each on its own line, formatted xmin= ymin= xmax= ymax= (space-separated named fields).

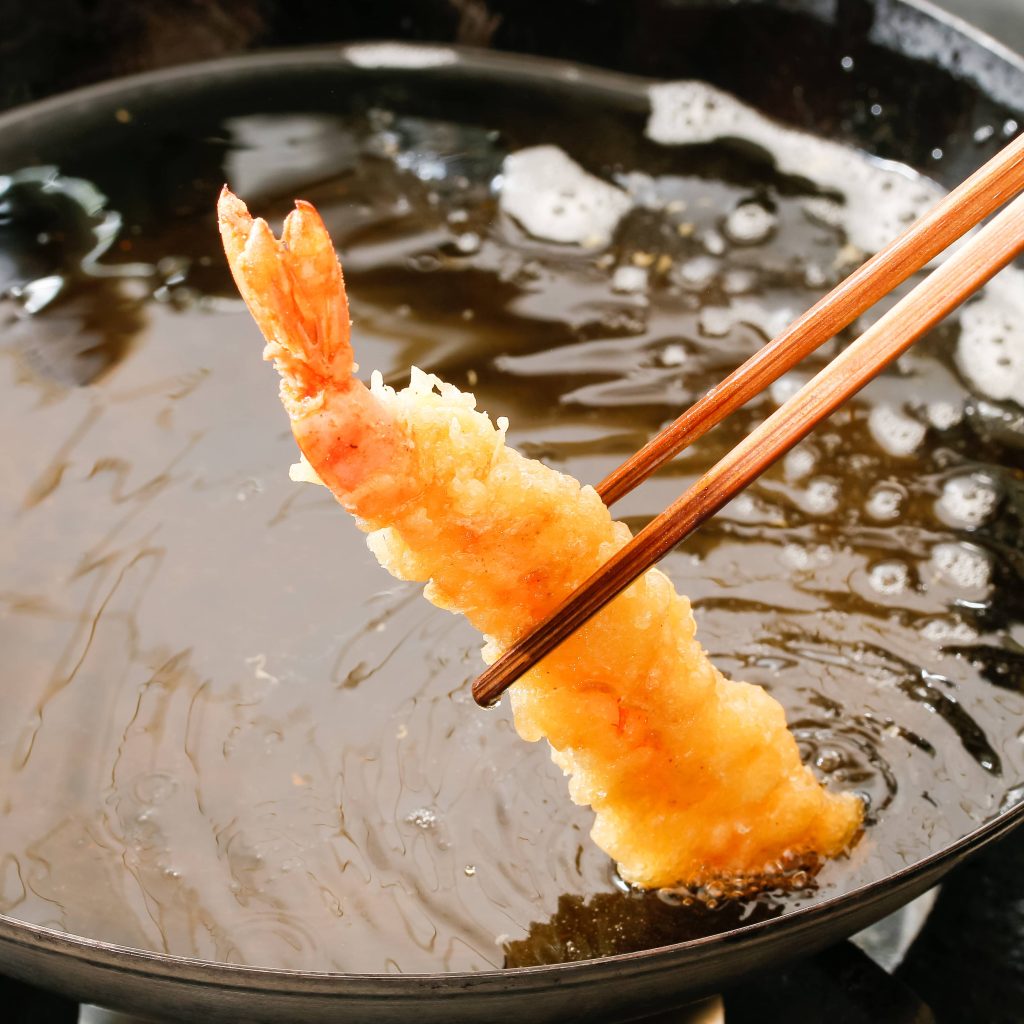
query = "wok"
xmin=0 ymin=1 xmax=1023 ymax=1021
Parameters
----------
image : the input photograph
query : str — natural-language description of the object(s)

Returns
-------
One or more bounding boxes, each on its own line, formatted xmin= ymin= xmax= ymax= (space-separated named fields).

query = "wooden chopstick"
xmin=472 ymin=189 xmax=1024 ymax=707
xmin=597 ymin=132 xmax=1024 ymax=506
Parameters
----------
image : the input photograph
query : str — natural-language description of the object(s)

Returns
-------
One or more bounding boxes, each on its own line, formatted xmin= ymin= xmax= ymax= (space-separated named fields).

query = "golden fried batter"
xmin=219 ymin=188 xmax=862 ymax=889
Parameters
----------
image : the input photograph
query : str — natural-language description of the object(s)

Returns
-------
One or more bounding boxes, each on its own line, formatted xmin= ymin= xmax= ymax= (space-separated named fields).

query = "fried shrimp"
xmin=218 ymin=187 xmax=862 ymax=890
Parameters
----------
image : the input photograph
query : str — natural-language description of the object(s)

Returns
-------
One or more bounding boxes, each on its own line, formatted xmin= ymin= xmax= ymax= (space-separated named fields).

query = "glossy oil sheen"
xmin=0 ymin=59 xmax=1023 ymax=977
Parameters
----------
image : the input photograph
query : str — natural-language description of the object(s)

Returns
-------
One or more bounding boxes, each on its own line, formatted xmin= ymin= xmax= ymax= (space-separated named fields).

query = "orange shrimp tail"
xmin=219 ymin=188 xmax=416 ymax=519
xmin=217 ymin=186 xmax=354 ymax=411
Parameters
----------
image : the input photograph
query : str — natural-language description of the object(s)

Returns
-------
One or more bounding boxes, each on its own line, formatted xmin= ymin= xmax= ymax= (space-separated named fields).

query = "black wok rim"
xmin=901 ymin=0 xmax=1024 ymax=75
xmin=0 ymin=3 xmax=1022 ymax=995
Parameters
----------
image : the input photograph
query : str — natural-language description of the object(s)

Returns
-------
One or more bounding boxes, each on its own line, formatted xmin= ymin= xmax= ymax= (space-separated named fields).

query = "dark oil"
xmin=0 ymin=55 xmax=1022 ymax=974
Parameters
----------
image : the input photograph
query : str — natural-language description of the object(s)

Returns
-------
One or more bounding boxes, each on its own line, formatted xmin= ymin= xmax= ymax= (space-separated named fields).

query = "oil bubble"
xmin=868 ymin=405 xmax=926 ymax=457
xmin=723 ymin=201 xmax=776 ymax=245
xmin=406 ymin=807 xmax=439 ymax=829
xmin=869 ymin=561 xmax=911 ymax=596
xmin=676 ymin=255 xmax=719 ymax=290
xmin=611 ymin=265 xmax=648 ymax=294
xmin=935 ymin=474 xmax=998 ymax=528
xmin=865 ymin=485 xmax=904 ymax=522
xmin=929 ymin=542 xmax=991 ymax=591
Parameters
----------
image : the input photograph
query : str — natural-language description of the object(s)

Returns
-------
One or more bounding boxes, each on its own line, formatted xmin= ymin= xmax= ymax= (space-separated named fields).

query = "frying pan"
xmin=0 ymin=1 xmax=1022 ymax=1021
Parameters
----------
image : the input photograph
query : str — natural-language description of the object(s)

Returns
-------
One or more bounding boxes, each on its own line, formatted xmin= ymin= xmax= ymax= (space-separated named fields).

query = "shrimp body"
xmin=218 ymin=189 xmax=862 ymax=890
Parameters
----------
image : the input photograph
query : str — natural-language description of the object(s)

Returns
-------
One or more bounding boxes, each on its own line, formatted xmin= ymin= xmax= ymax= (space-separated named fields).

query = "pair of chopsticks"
xmin=472 ymin=132 xmax=1024 ymax=707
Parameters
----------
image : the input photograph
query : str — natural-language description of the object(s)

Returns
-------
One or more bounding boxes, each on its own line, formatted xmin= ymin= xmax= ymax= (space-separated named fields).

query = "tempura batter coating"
xmin=218 ymin=188 xmax=862 ymax=889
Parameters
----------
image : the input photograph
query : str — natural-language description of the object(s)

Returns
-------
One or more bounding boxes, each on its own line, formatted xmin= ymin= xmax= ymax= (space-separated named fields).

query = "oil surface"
xmin=1 ymin=63 xmax=1023 ymax=975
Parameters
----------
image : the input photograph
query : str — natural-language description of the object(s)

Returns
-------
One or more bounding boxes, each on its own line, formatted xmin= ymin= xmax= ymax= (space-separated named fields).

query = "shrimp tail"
xmin=218 ymin=187 xmax=416 ymax=520
xmin=217 ymin=186 xmax=354 ymax=414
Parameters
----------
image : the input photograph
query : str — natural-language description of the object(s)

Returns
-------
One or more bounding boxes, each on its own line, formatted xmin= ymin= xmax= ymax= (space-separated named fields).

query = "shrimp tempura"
xmin=218 ymin=188 xmax=862 ymax=890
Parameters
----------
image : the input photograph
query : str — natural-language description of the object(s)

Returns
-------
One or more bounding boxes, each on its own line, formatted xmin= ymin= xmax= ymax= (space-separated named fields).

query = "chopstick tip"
xmin=472 ymin=672 xmax=504 ymax=707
